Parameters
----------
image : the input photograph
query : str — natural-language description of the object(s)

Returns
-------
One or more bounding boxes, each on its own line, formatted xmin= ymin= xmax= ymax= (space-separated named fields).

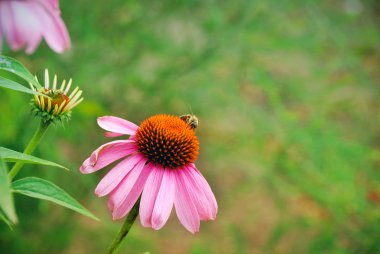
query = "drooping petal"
xmin=0 ymin=22 xmax=3 ymax=51
xmin=31 ymin=0 xmax=70 ymax=53
xmin=174 ymin=169 xmax=200 ymax=233
xmin=108 ymin=160 xmax=147 ymax=213
xmin=80 ymin=140 xmax=137 ymax=174
xmin=151 ymin=169 xmax=175 ymax=230
xmin=109 ymin=159 xmax=149 ymax=219
xmin=182 ymin=166 xmax=217 ymax=220
xmin=107 ymin=197 xmax=114 ymax=212
xmin=189 ymin=164 xmax=218 ymax=216
xmin=0 ymin=1 xmax=24 ymax=50
xmin=95 ymin=154 xmax=144 ymax=197
xmin=104 ymin=132 xmax=125 ymax=138
xmin=97 ymin=116 xmax=139 ymax=136
xmin=34 ymin=0 xmax=59 ymax=10
xmin=140 ymin=165 xmax=164 ymax=227
xmin=46 ymin=0 xmax=59 ymax=9
xmin=13 ymin=1 xmax=43 ymax=54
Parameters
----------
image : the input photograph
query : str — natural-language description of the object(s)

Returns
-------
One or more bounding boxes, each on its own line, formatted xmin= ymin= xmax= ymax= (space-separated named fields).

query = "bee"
xmin=180 ymin=114 xmax=198 ymax=129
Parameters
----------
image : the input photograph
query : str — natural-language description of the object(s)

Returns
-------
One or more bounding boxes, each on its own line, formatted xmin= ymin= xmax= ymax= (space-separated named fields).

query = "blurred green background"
xmin=1 ymin=0 xmax=380 ymax=253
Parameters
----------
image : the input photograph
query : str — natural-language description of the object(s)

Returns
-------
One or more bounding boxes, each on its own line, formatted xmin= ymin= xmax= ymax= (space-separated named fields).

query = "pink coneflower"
xmin=81 ymin=114 xmax=217 ymax=233
xmin=0 ymin=0 xmax=70 ymax=54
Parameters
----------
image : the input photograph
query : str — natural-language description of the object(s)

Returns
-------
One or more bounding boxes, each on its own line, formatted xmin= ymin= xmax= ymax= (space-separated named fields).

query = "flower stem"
xmin=8 ymin=120 xmax=50 ymax=179
xmin=108 ymin=198 xmax=140 ymax=254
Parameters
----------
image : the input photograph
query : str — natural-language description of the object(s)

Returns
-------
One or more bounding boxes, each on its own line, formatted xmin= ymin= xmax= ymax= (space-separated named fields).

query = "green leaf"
xmin=12 ymin=177 xmax=99 ymax=221
xmin=0 ymin=159 xmax=17 ymax=224
xmin=0 ymin=147 xmax=68 ymax=170
xmin=0 ymin=55 xmax=40 ymax=88
xmin=0 ymin=210 xmax=13 ymax=229
xmin=0 ymin=76 xmax=41 ymax=95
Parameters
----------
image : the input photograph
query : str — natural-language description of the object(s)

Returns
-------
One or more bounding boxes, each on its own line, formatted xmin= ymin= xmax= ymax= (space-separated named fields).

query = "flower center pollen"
xmin=136 ymin=114 xmax=199 ymax=169
xmin=41 ymin=89 xmax=70 ymax=108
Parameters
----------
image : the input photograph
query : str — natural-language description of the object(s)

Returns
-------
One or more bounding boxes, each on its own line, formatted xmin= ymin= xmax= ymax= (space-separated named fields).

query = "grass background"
xmin=1 ymin=0 xmax=380 ymax=253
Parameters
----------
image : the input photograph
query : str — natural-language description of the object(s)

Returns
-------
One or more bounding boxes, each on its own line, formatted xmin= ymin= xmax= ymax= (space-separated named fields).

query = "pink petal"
xmin=13 ymin=1 xmax=43 ymax=54
xmin=111 ymin=161 xmax=150 ymax=220
xmin=80 ymin=140 xmax=137 ymax=174
xmin=30 ymin=0 xmax=70 ymax=53
xmin=104 ymin=132 xmax=125 ymax=138
xmin=35 ymin=0 xmax=59 ymax=9
xmin=47 ymin=0 xmax=59 ymax=9
xmin=174 ymin=169 xmax=200 ymax=233
xmin=107 ymin=197 xmax=114 ymax=212
xmin=0 ymin=23 xmax=3 ymax=51
xmin=139 ymin=165 xmax=164 ymax=227
xmin=183 ymin=166 xmax=217 ymax=220
xmin=189 ymin=164 xmax=218 ymax=216
xmin=151 ymin=169 xmax=176 ymax=230
xmin=95 ymin=154 xmax=144 ymax=197
xmin=0 ymin=1 xmax=24 ymax=50
xmin=97 ymin=116 xmax=139 ymax=136
xmin=25 ymin=35 xmax=42 ymax=54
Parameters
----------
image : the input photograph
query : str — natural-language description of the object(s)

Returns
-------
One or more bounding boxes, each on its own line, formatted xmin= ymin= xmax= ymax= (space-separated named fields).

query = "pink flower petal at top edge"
xmin=97 ymin=116 xmax=139 ymax=136
xmin=111 ymin=160 xmax=151 ymax=220
xmin=139 ymin=165 xmax=164 ymax=227
xmin=14 ymin=1 xmax=43 ymax=54
xmin=107 ymin=158 xmax=147 ymax=214
xmin=182 ymin=166 xmax=217 ymax=220
xmin=0 ymin=24 xmax=3 ymax=50
xmin=95 ymin=154 xmax=143 ymax=197
xmin=30 ymin=1 xmax=70 ymax=53
xmin=0 ymin=2 xmax=24 ymax=50
xmin=35 ymin=0 xmax=59 ymax=10
xmin=174 ymin=169 xmax=200 ymax=233
xmin=151 ymin=169 xmax=176 ymax=230
xmin=80 ymin=140 xmax=137 ymax=174
xmin=47 ymin=0 xmax=59 ymax=9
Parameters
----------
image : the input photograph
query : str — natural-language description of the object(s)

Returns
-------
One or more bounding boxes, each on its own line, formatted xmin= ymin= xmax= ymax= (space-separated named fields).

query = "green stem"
xmin=8 ymin=121 xmax=50 ymax=179
xmin=108 ymin=198 xmax=140 ymax=254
